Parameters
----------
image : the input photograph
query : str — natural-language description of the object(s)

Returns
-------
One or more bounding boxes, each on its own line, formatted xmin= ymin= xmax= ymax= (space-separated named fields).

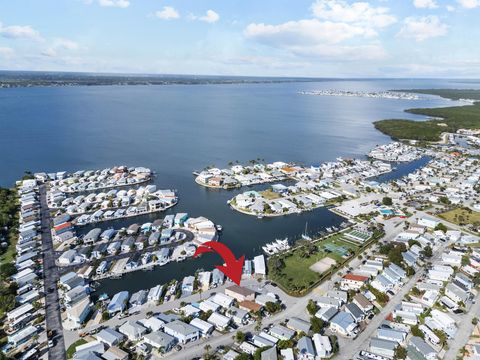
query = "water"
xmin=0 ymin=78 xmax=472 ymax=295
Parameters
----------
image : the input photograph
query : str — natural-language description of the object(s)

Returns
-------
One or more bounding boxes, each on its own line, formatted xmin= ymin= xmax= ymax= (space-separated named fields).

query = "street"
xmin=40 ymin=184 xmax=67 ymax=360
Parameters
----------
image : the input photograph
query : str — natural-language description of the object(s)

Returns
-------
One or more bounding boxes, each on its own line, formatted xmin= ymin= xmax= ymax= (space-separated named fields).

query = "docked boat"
xmin=216 ymin=224 xmax=223 ymax=232
xmin=262 ymin=238 xmax=290 ymax=255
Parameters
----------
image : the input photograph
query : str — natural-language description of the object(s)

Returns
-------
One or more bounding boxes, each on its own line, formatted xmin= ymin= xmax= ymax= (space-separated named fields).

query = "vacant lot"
xmin=439 ymin=207 xmax=480 ymax=226
xmin=260 ymin=189 xmax=282 ymax=200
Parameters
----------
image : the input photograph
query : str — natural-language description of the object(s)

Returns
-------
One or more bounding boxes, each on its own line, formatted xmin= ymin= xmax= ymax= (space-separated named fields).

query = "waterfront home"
xmin=129 ymin=289 xmax=148 ymax=307
xmin=190 ymin=317 xmax=214 ymax=336
xmin=84 ymin=228 xmax=102 ymax=244
xmin=329 ymin=312 xmax=357 ymax=337
xmin=96 ymin=328 xmax=125 ymax=347
xmin=181 ymin=276 xmax=195 ymax=296
xmin=174 ymin=213 xmax=189 ymax=226
xmin=65 ymin=285 xmax=88 ymax=306
xmin=198 ymin=271 xmax=211 ymax=291
xmin=212 ymin=268 xmax=225 ymax=287
xmin=96 ymin=260 xmax=110 ymax=275
xmin=163 ymin=320 xmax=200 ymax=344
xmin=254 ymin=255 xmax=266 ymax=276
xmin=127 ymin=223 xmax=140 ymax=235
xmin=297 ymin=336 xmax=316 ymax=360
xmin=148 ymin=285 xmax=163 ymax=302
xmin=66 ymin=298 xmax=91 ymax=328
xmin=107 ymin=291 xmax=129 ymax=315
xmin=312 ymin=334 xmax=332 ymax=358
xmin=59 ymin=272 xmax=84 ymax=290
xmin=144 ymin=331 xmax=176 ymax=352
xmin=121 ymin=237 xmax=134 ymax=253
xmin=148 ymin=231 xmax=160 ymax=246
xmin=100 ymin=228 xmax=115 ymax=241
xmin=119 ymin=320 xmax=147 ymax=341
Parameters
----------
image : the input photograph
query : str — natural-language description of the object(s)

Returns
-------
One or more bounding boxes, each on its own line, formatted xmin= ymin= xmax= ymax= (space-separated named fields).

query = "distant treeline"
xmin=0 ymin=71 xmax=319 ymax=88
xmin=374 ymin=89 xmax=480 ymax=141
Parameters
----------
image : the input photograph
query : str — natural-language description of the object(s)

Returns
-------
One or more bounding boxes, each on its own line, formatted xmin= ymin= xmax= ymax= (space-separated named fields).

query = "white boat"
xmin=301 ymin=222 xmax=312 ymax=241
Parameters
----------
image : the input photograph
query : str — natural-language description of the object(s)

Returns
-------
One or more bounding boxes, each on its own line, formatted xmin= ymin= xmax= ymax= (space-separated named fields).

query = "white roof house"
xmin=207 ymin=312 xmax=232 ymax=331
xmin=190 ymin=317 xmax=214 ymax=336
xmin=119 ymin=320 xmax=147 ymax=341
xmin=254 ymin=255 xmax=266 ymax=275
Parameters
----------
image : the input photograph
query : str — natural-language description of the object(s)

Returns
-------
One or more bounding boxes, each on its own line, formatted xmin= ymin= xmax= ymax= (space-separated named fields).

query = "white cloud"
xmin=155 ymin=6 xmax=180 ymax=20
xmin=245 ymin=19 xmax=386 ymax=60
xmin=457 ymin=0 xmax=480 ymax=8
xmin=198 ymin=10 xmax=220 ymax=23
xmin=0 ymin=23 xmax=43 ymax=41
xmin=42 ymin=38 xmax=80 ymax=57
xmin=446 ymin=5 xmax=456 ymax=11
xmin=311 ymin=0 xmax=396 ymax=28
xmin=397 ymin=16 xmax=448 ymax=41
xmin=0 ymin=46 xmax=14 ymax=57
xmin=98 ymin=0 xmax=129 ymax=8
xmin=245 ymin=19 xmax=377 ymax=46
xmin=413 ymin=0 xmax=438 ymax=9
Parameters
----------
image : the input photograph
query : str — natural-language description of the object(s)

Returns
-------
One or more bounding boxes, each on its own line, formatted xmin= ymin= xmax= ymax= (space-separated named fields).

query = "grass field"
xmin=260 ymin=189 xmax=282 ymax=200
xmin=439 ymin=207 xmax=480 ymax=226
xmin=268 ymin=233 xmax=360 ymax=296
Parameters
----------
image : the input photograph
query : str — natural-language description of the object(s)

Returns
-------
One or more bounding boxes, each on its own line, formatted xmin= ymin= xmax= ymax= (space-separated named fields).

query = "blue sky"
xmin=0 ymin=0 xmax=479 ymax=77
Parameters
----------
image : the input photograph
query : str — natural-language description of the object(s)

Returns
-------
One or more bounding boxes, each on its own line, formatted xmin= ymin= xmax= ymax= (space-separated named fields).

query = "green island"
xmin=374 ymin=89 xmax=480 ymax=141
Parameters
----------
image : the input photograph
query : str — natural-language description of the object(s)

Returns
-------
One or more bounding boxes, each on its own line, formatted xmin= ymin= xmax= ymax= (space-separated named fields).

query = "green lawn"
xmin=268 ymin=234 xmax=359 ymax=296
xmin=66 ymin=339 xmax=87 ymax=359
xmin=439 ymin=207 xmax=480 ymax=227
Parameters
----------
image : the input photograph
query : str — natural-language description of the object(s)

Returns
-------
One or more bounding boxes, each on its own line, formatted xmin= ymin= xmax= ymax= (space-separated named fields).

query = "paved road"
xmin=40 ymin=185 xmax=67 ymax=360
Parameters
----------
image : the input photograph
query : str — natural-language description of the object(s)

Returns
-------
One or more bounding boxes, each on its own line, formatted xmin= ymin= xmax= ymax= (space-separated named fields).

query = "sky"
xmin=0 ymin=0 xmax=479 ymax=78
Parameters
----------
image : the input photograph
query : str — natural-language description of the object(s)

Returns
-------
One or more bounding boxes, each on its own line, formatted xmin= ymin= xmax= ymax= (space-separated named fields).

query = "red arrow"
xmin=194 ymin=241 xmax=245 ymax=285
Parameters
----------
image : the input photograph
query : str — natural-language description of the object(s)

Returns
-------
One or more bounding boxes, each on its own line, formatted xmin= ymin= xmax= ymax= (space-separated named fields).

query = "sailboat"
xmin=301 ymin=222 xmax=312 ymax=241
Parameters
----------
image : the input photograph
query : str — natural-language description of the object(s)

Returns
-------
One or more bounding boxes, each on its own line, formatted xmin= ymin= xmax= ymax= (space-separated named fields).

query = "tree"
xmin=472 ymin=317 xmax=478 ymax=325
xmin=382 ymin=197 xmax=393 ymax=206
xmin=410 ymin=325 xmax=424 ymax=339
xmin=310 ymin=316 xmax=325 ymax=333
xmin=277 ymin=340 xmax=294 ymax=350
xmin=307 ymin=299 xmax=319 ymax=316
xmin=265 ymin=301 xmax=281 ymax=314
xmin=435 ymin=222 xmax=448 ymax=233
xmin=235 ymin=331 xmax=246 ymax=343
xmin=0 ymin=263 xmax=17 ymax=280
xmin=421 ymin=245 xmax=433 ymax=258
xmin=394 ymin=345 xmax=407 ymax=359
xmin=235 ymin=354 xmax=251 ymax=360
xmin=101 ymin=311 xmax=109 ymax=321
